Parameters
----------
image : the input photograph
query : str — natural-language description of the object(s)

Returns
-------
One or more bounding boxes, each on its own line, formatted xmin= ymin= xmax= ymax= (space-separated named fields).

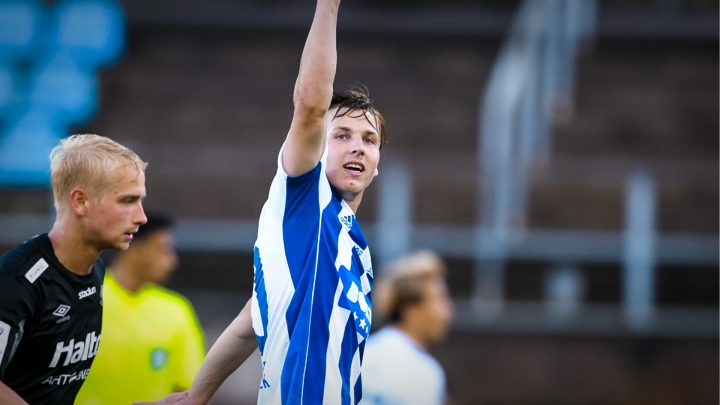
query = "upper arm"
xmin=0 ymin=273 xmax=33 ymax=378
xmin=231 ymin=299 xmax=255 ymax=341
xmin=282 ymin=101 xmax=328 ymax=177
xmin=281 ymin=0 xmax=339 ymax=176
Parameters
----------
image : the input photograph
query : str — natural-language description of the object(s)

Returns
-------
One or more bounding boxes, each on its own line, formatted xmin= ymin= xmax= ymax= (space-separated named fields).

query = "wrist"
xmin=187 ymin=389 xmax=207 ymax=405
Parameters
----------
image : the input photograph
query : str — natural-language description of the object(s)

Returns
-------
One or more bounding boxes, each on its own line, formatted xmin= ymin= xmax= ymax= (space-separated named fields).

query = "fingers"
xmin=133 ymin=391 xmax=190 ymax=405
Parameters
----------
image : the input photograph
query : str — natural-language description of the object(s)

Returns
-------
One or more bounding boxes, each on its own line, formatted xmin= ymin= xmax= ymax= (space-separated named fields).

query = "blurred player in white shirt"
xmin=363 ymin=251 xmax=454 ymax=405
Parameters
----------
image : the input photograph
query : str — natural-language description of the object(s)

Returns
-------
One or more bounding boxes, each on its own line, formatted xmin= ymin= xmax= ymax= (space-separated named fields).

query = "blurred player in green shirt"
xmin=76 ymin=212 xmax=205 ymax=405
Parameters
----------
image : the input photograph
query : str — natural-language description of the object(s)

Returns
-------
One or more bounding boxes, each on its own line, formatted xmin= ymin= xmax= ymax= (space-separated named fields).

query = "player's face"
xmin=418 ymin=278 xmax=454 ymax=344
xmin=134 ymin=230 xmax=178 ymax=284
xmin=325 ymin=108 xmax=381 ymax=205
xmin=85 ymin=168 xmax=147 ymax=251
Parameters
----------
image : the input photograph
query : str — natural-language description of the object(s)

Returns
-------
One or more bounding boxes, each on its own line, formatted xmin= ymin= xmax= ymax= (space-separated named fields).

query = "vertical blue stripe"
xmin=280 ymin=162 xmax=323 ymax=405
xmin=281 ymin=288 xmax=313 ymax=405
xmin=253 ymin=247 xmax=269 ymax=355
xmin=283 ymin=163 xmax=322 ymax=287
xmin=354 ymin=339 xmax=366 ymax=404
xmin=338 ymin=315 xmax=358 ymax=405
xmin=300 ymin=200 xmax=343 ymax=403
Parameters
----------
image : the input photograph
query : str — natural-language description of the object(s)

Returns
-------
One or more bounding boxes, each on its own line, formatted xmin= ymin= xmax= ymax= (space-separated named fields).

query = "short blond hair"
xmin=50 ymin=134 xmax=147 ymax=211
xmin=373 ymin=250 xmax=446 ymax=324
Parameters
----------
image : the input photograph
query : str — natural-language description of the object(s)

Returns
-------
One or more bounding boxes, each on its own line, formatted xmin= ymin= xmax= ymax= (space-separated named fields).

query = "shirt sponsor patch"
xmin=78 ymin=286 xmax=97 ymax=300
xmin=25 ymin=258 xmax=49 ymax=283
xmin=0 ymin=320 xmax=10 ymax=361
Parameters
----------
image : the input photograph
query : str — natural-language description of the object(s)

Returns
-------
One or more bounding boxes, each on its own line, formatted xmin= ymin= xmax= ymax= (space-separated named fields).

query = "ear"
xmin=374 ymin=167 xmax=379 ymax=177
xmin=68 ymin=188 xmax=90 ymax=216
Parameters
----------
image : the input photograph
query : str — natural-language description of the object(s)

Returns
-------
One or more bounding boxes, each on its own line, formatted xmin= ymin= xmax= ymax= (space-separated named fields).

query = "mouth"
xmin=343 ymin=162 xmax=365 ymax=174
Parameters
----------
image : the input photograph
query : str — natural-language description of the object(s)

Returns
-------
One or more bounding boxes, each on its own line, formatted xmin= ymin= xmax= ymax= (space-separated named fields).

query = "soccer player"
xmin=75 ymin=212 xmax=205 ymax=404
xmin=362 ymin=251 xmax=454 ymax=405
xmin=0 ymin=134 xmax=147 ymax=404
xmin=145 ymin=0 xmax=386 ymax=403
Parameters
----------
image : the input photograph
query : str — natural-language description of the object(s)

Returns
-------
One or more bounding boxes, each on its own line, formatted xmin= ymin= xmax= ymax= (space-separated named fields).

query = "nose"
xmin=135 ymin=204 xmax=148 ymax=225
xmin=350 ymin=137 xmax=365 ymax=155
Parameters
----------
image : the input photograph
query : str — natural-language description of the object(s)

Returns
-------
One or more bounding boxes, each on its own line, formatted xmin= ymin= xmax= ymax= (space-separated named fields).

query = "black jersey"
xmin=0 ymin=233 xmax=104 ymax=405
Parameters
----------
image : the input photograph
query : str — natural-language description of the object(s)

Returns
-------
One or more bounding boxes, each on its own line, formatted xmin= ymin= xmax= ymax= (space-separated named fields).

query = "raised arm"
xmin=282 ymin=0 xmax=340 ymax=176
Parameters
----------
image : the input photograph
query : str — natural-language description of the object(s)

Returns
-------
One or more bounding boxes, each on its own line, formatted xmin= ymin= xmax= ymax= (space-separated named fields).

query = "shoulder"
xmin=0 ymin=237 xmax=48 ymax=316
xmin=284 ymin=158 xmax=324 ymax=189
xmin=0 ymin=235 xmax=48 ymax=282
xmin=367 ymin=327 xmax=406 ymax=347
xmin=143 ymin=284 xmax=198 ymax=313
xmin=365 ymin=328 xmax=411 ymax=364
xmin=141 ymin=285 xmax=204 ymax=339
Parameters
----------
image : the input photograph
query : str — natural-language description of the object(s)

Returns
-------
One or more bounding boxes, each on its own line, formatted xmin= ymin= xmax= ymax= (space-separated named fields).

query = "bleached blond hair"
xmin=50 ymin=134 xmax=147 ymax=212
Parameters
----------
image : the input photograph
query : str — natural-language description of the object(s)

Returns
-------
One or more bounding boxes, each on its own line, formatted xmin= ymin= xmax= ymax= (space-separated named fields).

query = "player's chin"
xmin=114 ymin=239 xmax=132 ymax=251
xmin=344 ymin=182 xmax=366 ymax=195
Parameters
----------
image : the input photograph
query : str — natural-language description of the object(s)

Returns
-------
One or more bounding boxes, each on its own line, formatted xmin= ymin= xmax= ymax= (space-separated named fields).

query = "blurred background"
xmin=0 ymin=0 xmax=717 ymax=403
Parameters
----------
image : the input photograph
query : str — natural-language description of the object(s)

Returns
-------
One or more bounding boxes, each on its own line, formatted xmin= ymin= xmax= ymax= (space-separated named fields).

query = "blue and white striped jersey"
xmin=251 ymin=147 xmax=374 ymax=405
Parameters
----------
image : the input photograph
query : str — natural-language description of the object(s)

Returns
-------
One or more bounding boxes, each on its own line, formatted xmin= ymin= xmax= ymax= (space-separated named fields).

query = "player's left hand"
xmin=133 ymin=391 xmax=195 ymax=405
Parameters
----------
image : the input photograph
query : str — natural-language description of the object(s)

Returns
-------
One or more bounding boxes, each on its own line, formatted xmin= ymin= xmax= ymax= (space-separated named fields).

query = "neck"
xmin=111 ymin=257 xmax=145 ymax=293
xmin=342 ymin=191 xmax=363 ymax=213
xmin=395 ymin=320 xmax=429 ymax=350
xmin=48 ymin=217 xmax=100 ymax=276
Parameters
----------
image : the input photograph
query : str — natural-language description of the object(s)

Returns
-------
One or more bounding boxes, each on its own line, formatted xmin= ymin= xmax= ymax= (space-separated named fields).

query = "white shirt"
xmin=362 ymin=327 xmax=446 ymax=405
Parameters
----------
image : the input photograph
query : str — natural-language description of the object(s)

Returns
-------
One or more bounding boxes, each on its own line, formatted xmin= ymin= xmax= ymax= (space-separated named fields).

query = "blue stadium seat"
xmin=46 ymin=0 xmax=125 ymax=68
xmin=0 ymin=0 xmax=42 ymax=120
xmin=0 ymin=0 xmax=126 ymax=188
xmin=0 ymin=110 xmax=60 ymax=186
xmin=27 ymin=52 xmax=98 ymax=127
xmin=0 ymin=0 xmax=43 ymax=62
xmin=0 ymin=64 xmax=19 ymax=120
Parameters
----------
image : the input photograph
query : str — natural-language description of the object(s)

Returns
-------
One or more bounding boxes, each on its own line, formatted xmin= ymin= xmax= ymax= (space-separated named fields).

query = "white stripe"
xmin=0 ymin=320 xmax=10 ymax=363
xmin=24 ymin=258 xmax=48 ymax=283
xmin=334 ymin=214 xmax=354 ymax=272
xmin=324 ymin=283 xmax=350 ymax=404
xmin=256 ymin=173 xmax=293 ymax=404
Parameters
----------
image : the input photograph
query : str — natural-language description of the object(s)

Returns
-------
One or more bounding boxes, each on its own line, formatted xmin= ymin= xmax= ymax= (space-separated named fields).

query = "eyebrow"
xmin=117 ymin=190 xmax=146 ymax=199
xmin=334 ymin=126 xmax=378 ymax=136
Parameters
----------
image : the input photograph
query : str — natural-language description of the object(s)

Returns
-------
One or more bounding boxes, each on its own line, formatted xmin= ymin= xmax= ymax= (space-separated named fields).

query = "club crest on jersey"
xmin=78 ymin=286 xmax=97 ymax=299
xmin=150 ymin=348 xmax=169 ymax=370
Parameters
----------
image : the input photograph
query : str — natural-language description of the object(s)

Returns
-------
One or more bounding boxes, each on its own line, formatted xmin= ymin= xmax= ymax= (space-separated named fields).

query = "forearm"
xmin=294 ymin=0 xmax=340 ymax=112
xmin=0 ymin=382 xmax=27 ymax=404
xmin=187 ymin=300 xmax=256 ymax=405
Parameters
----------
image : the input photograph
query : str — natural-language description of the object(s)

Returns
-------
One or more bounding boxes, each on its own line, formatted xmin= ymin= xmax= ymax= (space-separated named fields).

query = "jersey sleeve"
xmin=0 ymin=270 xmax=37 ymax=379
xmin=173 ymin=299 xmax=206 ymax=391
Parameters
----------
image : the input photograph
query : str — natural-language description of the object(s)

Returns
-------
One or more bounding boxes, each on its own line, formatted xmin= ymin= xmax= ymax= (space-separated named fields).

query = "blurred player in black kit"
xmin=0 ymin=134 xmax=147 ymax=404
